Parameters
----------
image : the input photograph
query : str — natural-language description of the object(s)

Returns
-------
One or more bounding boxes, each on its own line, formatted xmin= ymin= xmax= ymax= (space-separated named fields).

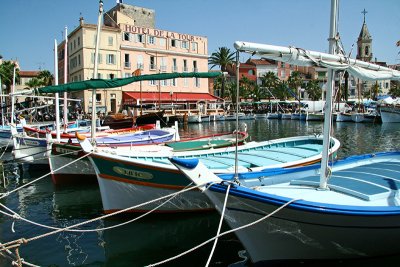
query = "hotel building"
xmin=58 ymin=3 xmax=219 ymax=115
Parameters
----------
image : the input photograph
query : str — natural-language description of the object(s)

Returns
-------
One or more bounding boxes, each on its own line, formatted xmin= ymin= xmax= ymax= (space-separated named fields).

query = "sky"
xmin=0 ymin=0 xmax=399 ymax=71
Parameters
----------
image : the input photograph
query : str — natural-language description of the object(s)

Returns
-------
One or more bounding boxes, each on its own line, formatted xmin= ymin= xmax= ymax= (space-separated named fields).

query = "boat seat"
xmin=290 ymin=175 xmax=390 ymax=201
xmin=290 ymin=162 xmax=400 ymax=201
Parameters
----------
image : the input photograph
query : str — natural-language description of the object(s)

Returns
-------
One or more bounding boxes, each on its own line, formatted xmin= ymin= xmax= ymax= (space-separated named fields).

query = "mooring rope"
xmin=0 ymin=182 xmax=208 ymax=252
xmin=0 ymin=150 xmax=91 ymax=200
xmin=0 ymin=181 xmax=195 ymax=234
xmin=147 ymin=196 xmax=301 ymax=267
xmin=0 ymin=242 xmax=39 ymax=267
xmin=205 ymin=183 xmax=231 ymax=267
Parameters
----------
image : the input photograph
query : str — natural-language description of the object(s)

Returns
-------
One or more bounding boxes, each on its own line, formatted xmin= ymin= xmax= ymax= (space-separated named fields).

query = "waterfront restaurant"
xmin=58 ymin=3 xmax=222 ymax=115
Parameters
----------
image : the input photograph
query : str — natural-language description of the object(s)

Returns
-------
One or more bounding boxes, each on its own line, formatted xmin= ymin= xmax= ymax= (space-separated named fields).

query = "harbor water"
xmin=0 ymin=119 xmax=400 ymax=267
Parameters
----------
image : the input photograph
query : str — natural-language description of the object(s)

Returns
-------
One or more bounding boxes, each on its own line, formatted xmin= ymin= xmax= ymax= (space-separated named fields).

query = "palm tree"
xmin=305 ymin=80 xmax=322 ymax=101
xmin=25 ymin=77 xmax=42 ymax=89
xmin=37 ymin=70 xmax=54 ymax=86
xmin=208 ymin=47 xmax=236 ymax=97
xmin=274 ymin=80 xmax=291 ymax=101
xmin=389 ymin=82 xmax=400 ymax=97
xmin=261 ymin=71 xmax=279 ymax=100
xmin=0 ymin=60 xmax=19 ymax=94
xmin=288 ymin=71 xmax=304 ymax=100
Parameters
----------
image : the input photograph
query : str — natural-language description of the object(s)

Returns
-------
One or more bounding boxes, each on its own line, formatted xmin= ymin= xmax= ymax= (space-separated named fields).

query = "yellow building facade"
xmin=59 ymin=3 xmax=215 ymax=115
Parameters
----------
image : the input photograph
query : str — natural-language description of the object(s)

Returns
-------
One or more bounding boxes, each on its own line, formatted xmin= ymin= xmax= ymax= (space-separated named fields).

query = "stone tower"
xmin=356 ymin=9 xmax=372 ymax=62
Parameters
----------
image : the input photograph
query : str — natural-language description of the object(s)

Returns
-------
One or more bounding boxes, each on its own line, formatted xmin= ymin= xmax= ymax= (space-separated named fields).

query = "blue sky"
xmin=1 ymin=0 xmax=399 ymax=71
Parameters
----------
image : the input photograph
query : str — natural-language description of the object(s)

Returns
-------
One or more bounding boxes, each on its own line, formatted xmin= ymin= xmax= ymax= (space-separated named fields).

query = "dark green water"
xmin=0 ymin=119 xmax=399 ymax=266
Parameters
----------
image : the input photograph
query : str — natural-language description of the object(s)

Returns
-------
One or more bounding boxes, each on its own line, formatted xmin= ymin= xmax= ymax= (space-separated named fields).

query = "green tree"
xmin=305 ymin=80 xmax=321 ymax=101
xmin=37 ymin=70 xmax=54 ymax=86
xmin=274 ymin=80 xmax=291 ymax=101
xmin=261 ymin=71 xmax=279 ymax=100
xmin=0 ymin=61 xmax=19 ymax=94
xmin=390 ymin=81 xmax=400 ymax=97
xmin=25 ymin=77 xmax=42 ymax=89
xmin=208 ymin=47 xmax=236 ymax=97
xmin=288 ymin=71 xmax=304 ymax=101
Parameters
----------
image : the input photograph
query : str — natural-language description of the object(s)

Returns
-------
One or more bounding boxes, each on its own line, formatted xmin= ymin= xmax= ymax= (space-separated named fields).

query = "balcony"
xmin=160 ymin=65 xmax=167 ymax=72
xmin=124 ymin=62 xmax=131 ymax=69
xmin=193 ymin=68 xmax=198 ymax=73
xmin=182 ymin=67 xmax=188 ymax=72
xmin=149 ymin=64 xmax=156 ymax=70
xmin=172 ymin=66 xmax=178 ymax=72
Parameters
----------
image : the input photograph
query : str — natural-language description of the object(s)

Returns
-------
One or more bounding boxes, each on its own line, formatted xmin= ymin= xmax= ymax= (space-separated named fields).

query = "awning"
xmin=123 ymin=92 xmax=222 ymax=105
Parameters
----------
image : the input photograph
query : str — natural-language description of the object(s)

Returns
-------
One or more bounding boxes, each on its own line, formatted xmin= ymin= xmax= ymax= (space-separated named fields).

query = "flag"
xmin=132 ymin=69 xmax=141 ymax=76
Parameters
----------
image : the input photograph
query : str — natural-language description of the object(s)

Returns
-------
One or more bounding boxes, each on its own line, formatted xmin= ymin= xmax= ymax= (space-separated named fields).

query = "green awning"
xmin=37 ymin=72 xmax=221 ymax=94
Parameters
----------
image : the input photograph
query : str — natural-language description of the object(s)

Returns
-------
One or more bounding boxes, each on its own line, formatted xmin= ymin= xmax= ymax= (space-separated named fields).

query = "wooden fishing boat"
xmin=77 ymin=133 xmax=340 ymax=213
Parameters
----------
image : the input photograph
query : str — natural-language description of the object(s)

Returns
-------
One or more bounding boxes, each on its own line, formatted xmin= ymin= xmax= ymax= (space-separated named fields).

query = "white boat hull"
xmin=380 ymin=106 xmax=400 ymax=123
xmin=208 ymin=190 xmax=400 ymax=263
xmin=95 ymin=169 xmax=213 ymax=213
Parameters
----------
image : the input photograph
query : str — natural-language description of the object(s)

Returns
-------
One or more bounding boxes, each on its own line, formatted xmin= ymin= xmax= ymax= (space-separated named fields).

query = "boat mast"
xmin=233 ymin=51 xmax=240 ymax=182
xmin=0 ymin=76 xmax=4 ymax=127
xmin=91 ymin=0 xmax=103 ymax=141
xmin=54 ymin=40 xmax=61 ymax=142
xmin=63 ymin=26 xmax=68 ymax=132
xmin=319 ymin=0 xmax=338 ymax=190
xmin=10 ymin=65 xmax=16 ymax=125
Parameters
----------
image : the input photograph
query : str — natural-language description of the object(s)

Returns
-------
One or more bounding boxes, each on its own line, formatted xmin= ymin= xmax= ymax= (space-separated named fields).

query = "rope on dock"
xmin=147 ymin=193 xmax=301 ymax=267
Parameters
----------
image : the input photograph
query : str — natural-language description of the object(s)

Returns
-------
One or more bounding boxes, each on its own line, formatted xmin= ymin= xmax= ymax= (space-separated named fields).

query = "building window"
xmin=281 ymin=70 xmax=286 ymax=78
xmin=70 ymin=57 xmax=78 ymax=69
xmin=195 ymin=77 xmax=200 ymax=88
xmin=183 ymin=78 xmax=188 ymax=87
xmin=77 ymin=37 xmax=81 ymax=46
xmin=137 ymin=34 xmax=144 ymax=43
xmin=108 ymin=36 xmax=114 ymax=46
xmin=172 ymin=58 xmax=177 ymax=72
xmin=181 ymin=41 xmax=189 ymax=49
xmin=73 ymin=39 xmax=76 ymax=49
xmin=124 ymin=54 xmax=130 ymax=68
xmin=124 ymin=73 xmax=131 ymax=78
xmin=193 ymin=61 xmax=198 ymax=72
xmin=97 ymin=73 xmax=102 ymax=79
xmin=171 ymin=39 xmax=177 ymax=47
xmin=96 ymin=93 xmax=101 ymax=102
xmin=171 ymin=78 xmax=177 ymax=86
xmin=123 ymin=32 xmax=130 ymax=41
xmin=191 ymin=42 xmax=198 ymax=51
xmin=160 ymin=57 xmax=167 ymax=72
xmin=365 ymin=46 xmax=369 ymax=56
xmin=149 ymin=80 xmax=156 ymax=86
xmin=159 ymin=38 xmax=166 ymax=47
xmin=137 ymin=55 xmax=144 ymax=70
xmin=91 ymin=53 xmax=102 ymax=64
xmin=109 ymin=73 xmax=115 ymax=79
xmin=147 ymin=36 xmax=155 ymax=44
xmin=160 ymin=80 xmax=167 ymax=86
xmin=106 ymin=54 xmax=116 ymax=65
xmin=78 ymin=54 xmax=81 ymax=66
xmin=183 ymin=59 xmax=188 ymax=72
xmin=150 ymin=56 xmax=156 ymax=70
